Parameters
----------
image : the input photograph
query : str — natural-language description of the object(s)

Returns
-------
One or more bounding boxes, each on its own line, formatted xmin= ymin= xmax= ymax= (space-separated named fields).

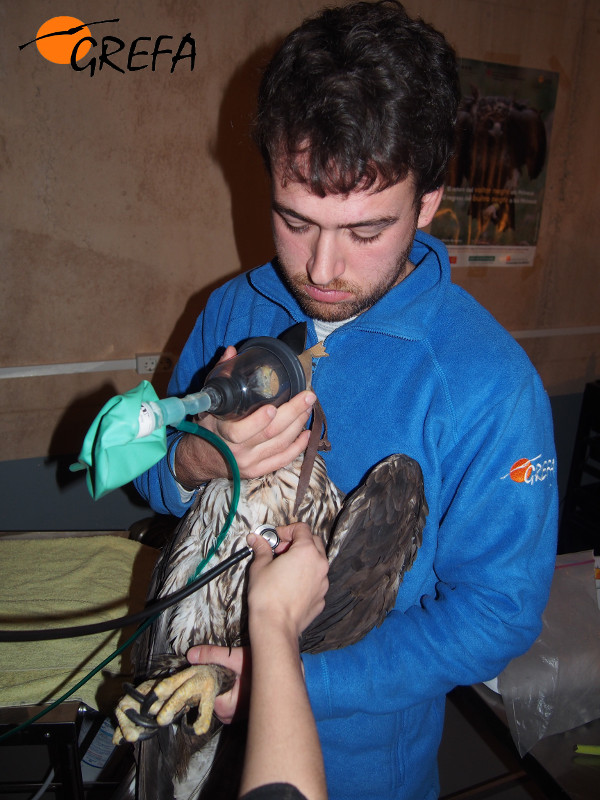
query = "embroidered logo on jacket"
xmin=501 ymin=455 xmax=555 ymax=485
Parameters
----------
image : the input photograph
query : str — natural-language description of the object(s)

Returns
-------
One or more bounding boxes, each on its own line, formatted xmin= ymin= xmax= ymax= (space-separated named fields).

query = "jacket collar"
xmin=248 ymin=230 xmax=449 ymax=341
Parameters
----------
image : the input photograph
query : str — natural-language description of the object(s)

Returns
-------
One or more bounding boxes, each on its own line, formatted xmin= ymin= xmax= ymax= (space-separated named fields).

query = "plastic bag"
xmin=498 ymin=552 xmax=600 ymax=755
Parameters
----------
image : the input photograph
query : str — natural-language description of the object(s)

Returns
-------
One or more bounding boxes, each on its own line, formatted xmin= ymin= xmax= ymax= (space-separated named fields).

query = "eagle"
xmin=113 ymin=345 xmax=427 ymax=799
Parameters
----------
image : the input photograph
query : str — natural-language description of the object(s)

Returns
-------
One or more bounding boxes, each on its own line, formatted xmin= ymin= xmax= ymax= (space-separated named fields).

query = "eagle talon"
xmin=122 ymin=682 xmax=148 ymax=705
xmin=113 ymin=665 xmax=234 ymax=744
xmin=140 ymin=689 xmax=159 ymax=715
xmin=136 ymin=728 xmax=160 ymax=741
xmin=125 ymin=707 xmax=161 ymax=729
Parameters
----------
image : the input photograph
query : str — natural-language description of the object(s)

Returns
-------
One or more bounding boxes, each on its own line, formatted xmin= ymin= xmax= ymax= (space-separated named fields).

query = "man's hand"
xmin=175 ymin=346 xmax=316 ymax=486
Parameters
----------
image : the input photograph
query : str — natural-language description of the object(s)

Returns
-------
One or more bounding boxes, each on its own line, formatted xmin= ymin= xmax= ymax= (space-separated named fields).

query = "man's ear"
xmin=416 ymin=186 xmax=444 ymax=228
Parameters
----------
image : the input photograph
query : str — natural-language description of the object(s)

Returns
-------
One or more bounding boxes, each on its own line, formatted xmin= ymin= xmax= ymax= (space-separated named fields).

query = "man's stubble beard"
xmin=274 ymin=230 xmax=416 ymax=323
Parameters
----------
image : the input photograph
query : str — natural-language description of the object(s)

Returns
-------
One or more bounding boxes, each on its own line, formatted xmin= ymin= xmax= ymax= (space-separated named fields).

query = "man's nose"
xmin=306 ymin=231 xmax=345 ymax=285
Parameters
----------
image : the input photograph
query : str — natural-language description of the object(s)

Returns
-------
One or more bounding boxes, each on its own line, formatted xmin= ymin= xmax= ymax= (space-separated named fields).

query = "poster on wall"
xmin=430 ymin=58 xmax=559 ymax=267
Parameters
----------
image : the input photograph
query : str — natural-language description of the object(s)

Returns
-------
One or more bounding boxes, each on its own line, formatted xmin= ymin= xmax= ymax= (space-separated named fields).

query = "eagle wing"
xmin=300 ymin=453 xmax=427 ymax=653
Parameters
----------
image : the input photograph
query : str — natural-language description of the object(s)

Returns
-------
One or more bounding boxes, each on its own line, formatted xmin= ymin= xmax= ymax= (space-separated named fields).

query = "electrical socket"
xmin=136 ymin=353 xmax=174 ymax=375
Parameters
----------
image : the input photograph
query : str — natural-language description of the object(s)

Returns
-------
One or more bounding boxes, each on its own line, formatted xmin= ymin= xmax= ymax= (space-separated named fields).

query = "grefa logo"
xmin=501 ymin=454 xmax=555 ymax=485
xmin=19 ymin=16 xmax=195 ymax=76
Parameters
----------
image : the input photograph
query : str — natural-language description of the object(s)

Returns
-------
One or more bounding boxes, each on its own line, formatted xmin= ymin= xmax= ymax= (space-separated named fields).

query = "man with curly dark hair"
xmin=254 ymin=0 xmax=460 ymax=201
xmin=137 ymin=4 xmax=558 ymax=798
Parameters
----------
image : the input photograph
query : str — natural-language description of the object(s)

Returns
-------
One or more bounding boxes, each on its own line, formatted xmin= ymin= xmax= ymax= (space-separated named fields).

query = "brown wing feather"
xmin=300 ymin=453 xmax=427 ymax=653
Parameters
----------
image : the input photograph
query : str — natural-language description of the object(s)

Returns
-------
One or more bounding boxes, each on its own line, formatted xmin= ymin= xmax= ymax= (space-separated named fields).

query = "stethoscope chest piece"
xmin=252 ymin=525 xmax=280 ymax=551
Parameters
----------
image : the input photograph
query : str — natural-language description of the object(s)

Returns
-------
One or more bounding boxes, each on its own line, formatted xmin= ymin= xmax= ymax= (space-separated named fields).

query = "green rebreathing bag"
xmin=70 ymin=381 xmax=166 ymax=500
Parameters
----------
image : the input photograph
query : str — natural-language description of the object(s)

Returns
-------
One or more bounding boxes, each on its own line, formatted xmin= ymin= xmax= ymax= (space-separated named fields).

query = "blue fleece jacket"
xmin=135 ymin=231 xmax=558 ymax=800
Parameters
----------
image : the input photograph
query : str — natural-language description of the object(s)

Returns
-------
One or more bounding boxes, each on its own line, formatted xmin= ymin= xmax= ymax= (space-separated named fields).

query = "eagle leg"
xmin=113 ymin=664 xmax=235 ymax=745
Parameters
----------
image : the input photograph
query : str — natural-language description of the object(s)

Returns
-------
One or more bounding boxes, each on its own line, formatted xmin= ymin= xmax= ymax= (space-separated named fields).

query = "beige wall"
xmin=1 ymin=0 xmax=599 ymax=461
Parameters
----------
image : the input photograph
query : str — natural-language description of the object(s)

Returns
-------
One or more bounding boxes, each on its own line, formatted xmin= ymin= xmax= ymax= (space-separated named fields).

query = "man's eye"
xmin=349 ymin=230 xmax=383 ymax=244
xmin=282 ymin=217 xmax=309 ymax=234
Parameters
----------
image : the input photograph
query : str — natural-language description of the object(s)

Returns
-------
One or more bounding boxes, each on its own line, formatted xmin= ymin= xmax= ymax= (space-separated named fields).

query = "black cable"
xmin=0 ymin=547 xmax=253 ymax=642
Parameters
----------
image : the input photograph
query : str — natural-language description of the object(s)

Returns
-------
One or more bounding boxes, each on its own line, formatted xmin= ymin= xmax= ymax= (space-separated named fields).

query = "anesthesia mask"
xmin=137 ymin=335 xmax=308 ymax=437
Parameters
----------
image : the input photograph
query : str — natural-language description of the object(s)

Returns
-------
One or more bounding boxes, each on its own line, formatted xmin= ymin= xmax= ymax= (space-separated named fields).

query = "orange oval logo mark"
xmin=508 ymin=458 xmax=533 ymax=483
xmin=35 ymin=17 xmax=92 ymax=64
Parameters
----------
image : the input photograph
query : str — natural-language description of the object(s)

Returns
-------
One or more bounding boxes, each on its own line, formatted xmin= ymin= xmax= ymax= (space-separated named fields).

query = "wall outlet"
xmin=135 ymin=353 xmax=174 ymax=375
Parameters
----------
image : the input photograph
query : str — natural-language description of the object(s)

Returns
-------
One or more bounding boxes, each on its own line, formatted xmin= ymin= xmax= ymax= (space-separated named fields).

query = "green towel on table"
xmin=0 ymin=535 xmax=157 ymax=712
